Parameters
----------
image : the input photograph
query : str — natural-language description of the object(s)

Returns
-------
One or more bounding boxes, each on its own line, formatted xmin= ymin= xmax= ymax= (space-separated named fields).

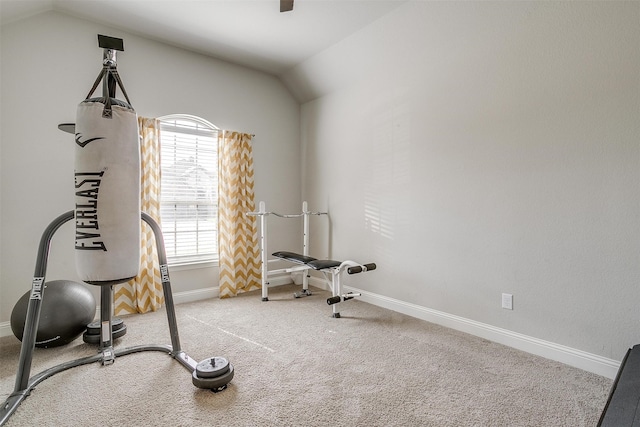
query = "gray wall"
xmin=282 ymin=1 xmax=640 ymax=365
xmin=0 ymin=11 xmax=301 ymax=323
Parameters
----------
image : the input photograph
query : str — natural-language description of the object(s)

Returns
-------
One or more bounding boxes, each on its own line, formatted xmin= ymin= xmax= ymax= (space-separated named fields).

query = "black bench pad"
xmin=272 ymin=251 xmax=317 ymax=264
xmin=272 ymin=251 xmax=341 ymax=270
xmin=307 ymin=259 xmax=341 ymax=270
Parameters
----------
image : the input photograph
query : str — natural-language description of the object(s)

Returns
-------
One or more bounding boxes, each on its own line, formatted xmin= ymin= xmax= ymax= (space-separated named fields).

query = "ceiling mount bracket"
xmin=280 ymin=0 xmax=294 ymax=13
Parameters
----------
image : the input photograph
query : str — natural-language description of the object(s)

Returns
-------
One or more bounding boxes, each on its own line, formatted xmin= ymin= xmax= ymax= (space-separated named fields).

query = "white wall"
xmin=0 ymin=11 xmax=301 ymax=324
xmin=283 ymin=1 xmax=640 ymax=367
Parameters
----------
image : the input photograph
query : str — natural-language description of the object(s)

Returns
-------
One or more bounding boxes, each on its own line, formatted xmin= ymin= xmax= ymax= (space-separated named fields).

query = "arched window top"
xmin=158 ymin=114 xmax=219 ymax=135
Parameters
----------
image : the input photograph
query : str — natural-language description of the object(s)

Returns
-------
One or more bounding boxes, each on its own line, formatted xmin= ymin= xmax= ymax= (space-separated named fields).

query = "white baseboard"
xmin=1 ymin=280 xmax=621 ymax=379
xmin=170 ymin=275 xmax=293 ymax=303
xmin=343 ymin=285 xmax=620 ymax=379
xmin=173 ymin=287 xmax=219 ymax=304
xmin=0 ymin=321 xmax=12 ymax=339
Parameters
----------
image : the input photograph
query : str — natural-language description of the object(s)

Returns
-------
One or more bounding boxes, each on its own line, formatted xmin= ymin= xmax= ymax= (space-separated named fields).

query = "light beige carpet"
xmin=0 ymin=285 xmax=611 ymax=426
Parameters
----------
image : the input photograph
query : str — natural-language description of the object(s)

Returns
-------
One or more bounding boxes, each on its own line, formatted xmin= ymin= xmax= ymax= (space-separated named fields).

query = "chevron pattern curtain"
xmin=114 ymin=117 xmax=164 ymax=315
xmin=218 ymin=131 xmax=261 ymax=298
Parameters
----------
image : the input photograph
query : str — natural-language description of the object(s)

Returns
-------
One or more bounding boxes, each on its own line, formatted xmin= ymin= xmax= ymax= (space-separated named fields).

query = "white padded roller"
xmin=74 ymin=101 xmax=140 ymax=284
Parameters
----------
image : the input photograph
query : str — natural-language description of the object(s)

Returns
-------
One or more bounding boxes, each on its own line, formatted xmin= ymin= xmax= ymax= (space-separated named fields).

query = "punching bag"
xmin=74 ymin=39 xmax=140 ymax=284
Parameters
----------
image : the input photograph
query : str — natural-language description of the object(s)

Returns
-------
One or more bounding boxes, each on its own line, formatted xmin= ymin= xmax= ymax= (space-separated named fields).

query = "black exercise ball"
xmin=11 ymin=280 xmax=96 ymax=348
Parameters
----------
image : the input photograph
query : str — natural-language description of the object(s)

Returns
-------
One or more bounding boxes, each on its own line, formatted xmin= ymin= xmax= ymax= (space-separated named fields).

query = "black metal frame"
xmin=0 ymin=211 xmax=199 ymax=426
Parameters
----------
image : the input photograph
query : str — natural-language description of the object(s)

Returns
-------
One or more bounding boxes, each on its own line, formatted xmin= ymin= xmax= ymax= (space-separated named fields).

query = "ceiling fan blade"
xmin=280 ymin=0 xmax=294 ymax=12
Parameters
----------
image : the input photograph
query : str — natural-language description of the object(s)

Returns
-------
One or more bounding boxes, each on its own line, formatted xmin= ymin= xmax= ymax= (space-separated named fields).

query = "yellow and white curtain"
xmin=114 ymin=117 xmax=164 ymax=315
xmin=218 ymin=130 xmax=261 ymax=298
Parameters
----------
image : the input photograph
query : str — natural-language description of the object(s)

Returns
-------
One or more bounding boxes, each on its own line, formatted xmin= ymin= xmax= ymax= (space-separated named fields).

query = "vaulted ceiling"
xmin=0 ymin=0 xmax=407 ymax=76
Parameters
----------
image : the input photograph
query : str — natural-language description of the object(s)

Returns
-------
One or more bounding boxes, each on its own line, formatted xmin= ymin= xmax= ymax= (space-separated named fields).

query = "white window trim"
xmin=158 ymin=114 xmax=220 ymax=267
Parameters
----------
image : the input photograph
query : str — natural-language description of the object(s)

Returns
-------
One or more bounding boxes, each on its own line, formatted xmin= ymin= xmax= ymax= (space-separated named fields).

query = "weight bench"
xmin=272 ymin=251 xmax=376 ymax=317
xmin=247 ymin=202 xmax=376 ymax=317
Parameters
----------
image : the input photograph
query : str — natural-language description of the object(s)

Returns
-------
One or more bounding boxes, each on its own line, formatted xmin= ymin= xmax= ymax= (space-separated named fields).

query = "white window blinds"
xmin=159 ymin=115 xmax=218 ymax=264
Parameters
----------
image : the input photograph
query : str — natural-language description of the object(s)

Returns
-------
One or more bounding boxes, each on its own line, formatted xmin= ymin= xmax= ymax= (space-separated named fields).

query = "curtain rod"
xmin=215 ymin=129 xmax=255 ymax=138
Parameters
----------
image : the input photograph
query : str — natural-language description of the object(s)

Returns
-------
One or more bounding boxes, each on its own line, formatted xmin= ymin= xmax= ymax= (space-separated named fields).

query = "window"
xmin=159 ymin=115 xmax=218 ymax=264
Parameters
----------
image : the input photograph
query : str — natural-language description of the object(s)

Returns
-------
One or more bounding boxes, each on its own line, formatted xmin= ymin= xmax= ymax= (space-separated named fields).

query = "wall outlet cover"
xmin=502 ymin=293 xmax=513 ymax=310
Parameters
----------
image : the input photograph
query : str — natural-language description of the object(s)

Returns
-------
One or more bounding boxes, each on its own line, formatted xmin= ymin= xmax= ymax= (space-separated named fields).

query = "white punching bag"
xmin=74 ymin=46 xmax=140 ymax=284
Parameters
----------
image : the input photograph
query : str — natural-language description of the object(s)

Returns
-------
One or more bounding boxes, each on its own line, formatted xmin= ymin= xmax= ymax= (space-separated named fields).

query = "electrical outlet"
xmin=502 ymin=293 xmax=513 ymax=310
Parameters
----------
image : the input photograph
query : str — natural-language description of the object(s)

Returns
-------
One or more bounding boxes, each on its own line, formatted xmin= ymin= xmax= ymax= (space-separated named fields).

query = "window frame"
xmin=157 ymin=114 xmax=219 ymax=267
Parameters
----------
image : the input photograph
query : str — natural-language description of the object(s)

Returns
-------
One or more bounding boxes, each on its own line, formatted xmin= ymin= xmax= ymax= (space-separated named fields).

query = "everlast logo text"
xmin=75 ymin=171 xmax=106 ymax=251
